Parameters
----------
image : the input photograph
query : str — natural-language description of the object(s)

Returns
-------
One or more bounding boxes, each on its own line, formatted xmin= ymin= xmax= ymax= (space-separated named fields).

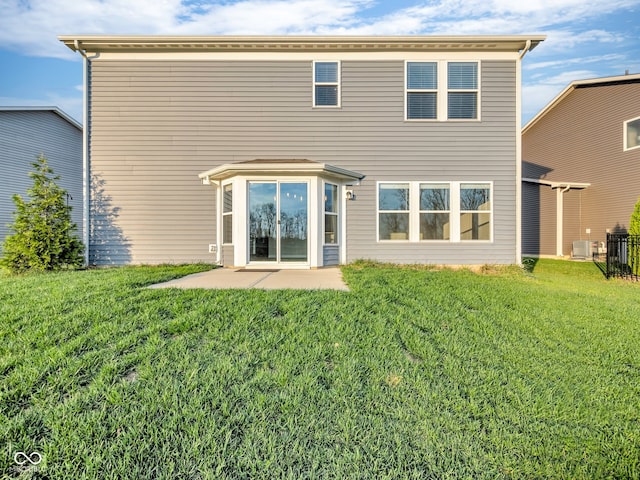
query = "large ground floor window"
xmin=377 ymin=181 xmax=492 ymax=242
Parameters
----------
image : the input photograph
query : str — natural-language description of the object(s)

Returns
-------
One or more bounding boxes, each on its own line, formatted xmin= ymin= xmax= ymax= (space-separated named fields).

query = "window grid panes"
xmin=379 ymin=183 xmax=410 ymax=240
xmin=448 ymin=62 xmax=478 ymax=119
xmin=324 ymin=183 xmax=338 ymax=244
xmin=377 ymin=182 xmax=492 ymax=242
xmin=407 ymin=62 xmax=437 ymax=120
xmin=222 ymin=183 xmax=233 ymax=244
xmin=419 ymin=183 xmax=450 ymax=240
xmin=314 ymin=61 xmax=340 ymax=107
xmin=460 ymin=183 xmax=491 ymax=241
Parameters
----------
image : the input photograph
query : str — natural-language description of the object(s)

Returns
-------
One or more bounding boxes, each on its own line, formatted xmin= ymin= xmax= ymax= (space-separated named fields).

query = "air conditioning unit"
xmin=572 ymin=240 xmax=591 ymax=259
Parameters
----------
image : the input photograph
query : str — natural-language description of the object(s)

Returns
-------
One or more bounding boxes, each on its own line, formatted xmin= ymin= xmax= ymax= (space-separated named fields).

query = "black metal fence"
xmin=606 ymin=233 xmax=640 ymax=280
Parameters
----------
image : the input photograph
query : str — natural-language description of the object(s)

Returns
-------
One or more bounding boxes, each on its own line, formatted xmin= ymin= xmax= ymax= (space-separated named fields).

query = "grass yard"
xmin=1 ymin=259 xmax=639 ymax=479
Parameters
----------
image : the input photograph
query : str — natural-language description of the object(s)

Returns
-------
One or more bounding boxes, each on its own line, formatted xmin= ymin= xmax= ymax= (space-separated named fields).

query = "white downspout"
xmin=215 ymin=180 xmax=222 ymax=265
xmin=515 ymin=39 xmax=531 ymax=265
xmin=556 ymin=185 xmax=571 ymax=256
xmin=519 ymin=40 xmax=532 ymax=60
xmin=74 ymin=40 xmax=91 ymax=266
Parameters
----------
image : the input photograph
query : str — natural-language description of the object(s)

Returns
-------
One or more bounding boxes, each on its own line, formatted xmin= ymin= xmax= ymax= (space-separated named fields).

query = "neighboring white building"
xmin=0 ymin=106 xmax=83 ymax=250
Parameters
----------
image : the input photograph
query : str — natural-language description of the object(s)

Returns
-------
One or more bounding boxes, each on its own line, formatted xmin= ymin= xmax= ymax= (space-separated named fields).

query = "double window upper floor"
xmin=313 ymin=60 xmax=480 ymax=121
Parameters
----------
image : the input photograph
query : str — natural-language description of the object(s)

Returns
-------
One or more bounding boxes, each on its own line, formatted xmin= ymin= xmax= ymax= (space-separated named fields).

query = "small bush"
xmin=1 ymin=154 xmax=84 ymax=273
xmin=629 ymin=196 xmax=640 ymax=275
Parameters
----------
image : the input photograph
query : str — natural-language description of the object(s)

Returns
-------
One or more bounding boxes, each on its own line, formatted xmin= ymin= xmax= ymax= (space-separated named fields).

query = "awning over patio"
xmin=199 ymin=159 xmax=365 ymax=184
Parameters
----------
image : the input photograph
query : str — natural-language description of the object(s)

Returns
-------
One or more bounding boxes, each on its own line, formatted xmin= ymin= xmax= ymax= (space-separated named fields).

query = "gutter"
xmin=518 ymin=39 xmax=532 ymax=60
xmin=514 ymin=39 xmax=532 ymax=265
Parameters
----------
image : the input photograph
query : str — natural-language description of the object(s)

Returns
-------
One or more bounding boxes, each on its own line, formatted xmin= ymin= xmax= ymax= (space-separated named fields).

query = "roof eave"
xmin=59 ymin=35 xmax=546 ymax=54
xmin=199 ymin=162 xmax=365 ymax=183
xmin=523 ymin=178 xmax=590 ymax=189
xmin=0 ymin=106 xmax=82 ymax=130
xmin=523 ymin=73 xmax=640 ymax=134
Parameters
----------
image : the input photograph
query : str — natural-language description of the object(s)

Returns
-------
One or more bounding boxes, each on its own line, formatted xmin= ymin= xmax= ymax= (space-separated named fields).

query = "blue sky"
xmin=1 ymin=0 xmax=639 ymax=125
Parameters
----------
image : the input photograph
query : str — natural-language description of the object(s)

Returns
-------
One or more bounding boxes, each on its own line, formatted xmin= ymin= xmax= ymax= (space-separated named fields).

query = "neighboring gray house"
xmin=522 ymin=73 xmax=640 ymax=257
xmin=59 ymin=35 xmax=544 ymax=268
xmin=0 ymin=107 xmax=83 ymax=250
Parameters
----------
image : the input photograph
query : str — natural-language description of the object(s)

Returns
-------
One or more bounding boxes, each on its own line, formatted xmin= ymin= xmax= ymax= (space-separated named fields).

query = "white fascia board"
xmin=199 ymin=163 xmax=365 ymax=183
xmin=59 ymin=35 xmax=546 ymax=54
xmin=522 ymin=177 xmax=590 ymax=189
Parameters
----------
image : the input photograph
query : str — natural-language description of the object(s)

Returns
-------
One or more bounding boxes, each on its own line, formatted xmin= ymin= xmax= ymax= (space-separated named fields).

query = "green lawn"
xmin=1 ymin=260 xmax=639 ymax=479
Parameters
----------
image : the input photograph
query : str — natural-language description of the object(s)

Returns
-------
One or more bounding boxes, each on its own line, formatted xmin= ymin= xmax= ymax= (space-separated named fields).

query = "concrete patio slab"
xmin=148 ymin=267 xmax=349 ymax=291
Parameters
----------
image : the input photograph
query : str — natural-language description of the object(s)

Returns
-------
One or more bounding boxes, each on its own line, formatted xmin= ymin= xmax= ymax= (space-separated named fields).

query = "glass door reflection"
xmin=248 ymin=181 xmax=308 ymax=264
xmin=279 ymin=182 xmax=308 ymax=262
xmin=249 ymin=182 xmax=277 ymax=262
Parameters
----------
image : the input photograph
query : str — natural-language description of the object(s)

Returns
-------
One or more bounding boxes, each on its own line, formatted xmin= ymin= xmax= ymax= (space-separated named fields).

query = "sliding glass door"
xmin=248 ymin=181 xmax=308 ymax=264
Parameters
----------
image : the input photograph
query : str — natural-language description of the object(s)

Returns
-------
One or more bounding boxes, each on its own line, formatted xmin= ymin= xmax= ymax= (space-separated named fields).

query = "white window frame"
xmin=405 ymin=60 xmax=481 ymax=122
xmin=447 ymin=62 xmax=479 ymax=121
xmin=323 ymin=181 xmax=339 ymax=245
xmin=405 ymin=61 xmax=438 ymax=121
xmin=459 ymin=182 xmax=493 ymax=242
xmin=377 ymin=182 xmax=411 ymax=241
xmin=418 ymin=182 xmax=451 ymax=241
xmin=624 ymin=115 xmax=640 ymax=151
xmin=313 ymin=61 xmax=341 ymax=108
xmin=377 ymin=181 xmax=493 ymax=242
xmin=221 ymin=181 xmax=233 ymax=245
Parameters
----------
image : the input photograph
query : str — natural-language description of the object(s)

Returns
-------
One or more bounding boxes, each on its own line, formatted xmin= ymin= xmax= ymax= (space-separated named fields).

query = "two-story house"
xmin=522 ymin=73 xmax=640 ymax=258
xmin=59 ymin=35 xmax=544 ymax=268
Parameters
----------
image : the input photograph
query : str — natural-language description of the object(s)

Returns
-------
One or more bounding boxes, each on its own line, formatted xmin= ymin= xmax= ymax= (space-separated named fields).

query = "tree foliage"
xmin=1 ymin=154 xmax=84 ymax=273
xmin=629 ymin=196 xmax=640 ymax=275
xmin=629 ymin=196 xmax=640 ymax=236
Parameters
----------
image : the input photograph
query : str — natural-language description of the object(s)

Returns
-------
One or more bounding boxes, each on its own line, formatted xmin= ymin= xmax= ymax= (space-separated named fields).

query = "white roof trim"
xmin=0 ymin=106 xmax=82 ymax=130
xmin=523 ymin=177 xmax=590 ymax=189
xmin=523 ymin=73 xmax=640 ymax=134
xmin=59 ymin=35 xmax=545 ymax=54
xmin=199 ymin=161 xmax=365 ymax=183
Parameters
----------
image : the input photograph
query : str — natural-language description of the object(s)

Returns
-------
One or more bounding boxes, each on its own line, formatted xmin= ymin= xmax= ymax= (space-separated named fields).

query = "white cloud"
xmin=2 ymin=0 xmax=639 ymax=123
xmin=1 ymin=0 xmax=639 ymax=58
xmin=526 ymin=54 xmax=626 ymax=71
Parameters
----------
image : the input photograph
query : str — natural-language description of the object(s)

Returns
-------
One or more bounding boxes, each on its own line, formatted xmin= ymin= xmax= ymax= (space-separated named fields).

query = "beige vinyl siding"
xmin=323 ymin=245 xmax=339 ymax=266
xmin=522 ymin=81 xmax=640 ymax=256
xmin=221 ymin=245 xmax=234 ymax=267
xmin=89 ymin=59 xmax=518 ymax=265
xmin=0 ymin=110 xmax=82 ymax=249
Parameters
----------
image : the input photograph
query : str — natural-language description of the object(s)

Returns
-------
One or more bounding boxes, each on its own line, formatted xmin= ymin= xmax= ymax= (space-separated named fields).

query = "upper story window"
xmin=406 ymin=62 xmax=437 ymax=120
xmin=448 ymin=62 xmax=478 ymax=120
xmin=625 ymin=116 xmax=640 ymax=151
xmin=314 ymin=61 xmax=340 ymax=107
xmin=406 ymin=61 xmax=479 ymax=121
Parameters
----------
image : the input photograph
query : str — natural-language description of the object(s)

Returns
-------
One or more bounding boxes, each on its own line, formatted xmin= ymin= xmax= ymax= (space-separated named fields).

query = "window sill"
xmin=404 ymin=118 xmax=481 ymax=123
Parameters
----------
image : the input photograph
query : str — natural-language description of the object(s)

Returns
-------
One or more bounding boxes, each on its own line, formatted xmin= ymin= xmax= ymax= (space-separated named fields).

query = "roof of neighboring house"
xmin=523 ymin=73 xmax=640 ymax=134
xmin=58 ymin=35 xmax=545 ymax=55
xmin=0 ymin=106 xmax=82 ymax=131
